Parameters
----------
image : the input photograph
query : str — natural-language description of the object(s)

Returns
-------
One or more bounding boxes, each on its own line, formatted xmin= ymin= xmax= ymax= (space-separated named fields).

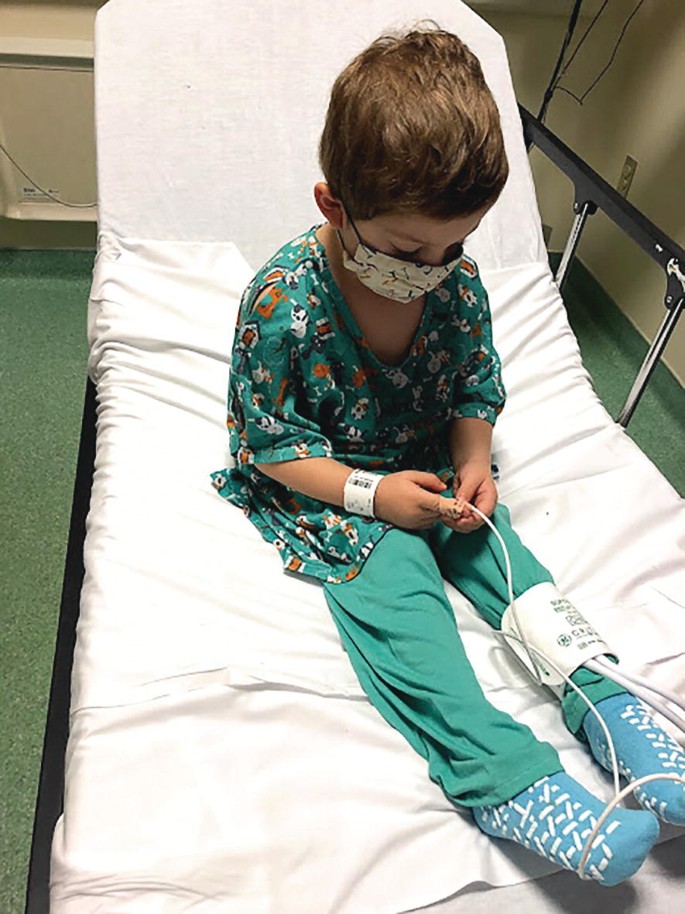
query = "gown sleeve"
xmin=227 ymin=281 xmax=334 ymax=467
xmin=452 ymin=265 xmax=507 ymax=426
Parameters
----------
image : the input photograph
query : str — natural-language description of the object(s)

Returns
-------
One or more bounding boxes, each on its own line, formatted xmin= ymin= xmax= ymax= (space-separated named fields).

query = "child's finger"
xmin=437 ymin=497 xmax=464 ymax=520
xmin=441 ymin=517 xmax=477 ymax=533
xmin=407 ymin=471 xmax=448 ymax=493
xmin=454 ymin=479 xmax=477 ymax=505
xmin=476 ymin=489 xmax=498 ymax=519
xmin=440 ymin=500 xmax=484 ymax=533
xmin=417 ymin=490 xmax=447 ymax=516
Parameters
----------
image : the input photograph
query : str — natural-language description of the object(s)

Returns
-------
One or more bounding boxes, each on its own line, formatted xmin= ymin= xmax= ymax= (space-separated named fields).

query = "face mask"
xmin=337 ymin=214 xmax=463 ymax=304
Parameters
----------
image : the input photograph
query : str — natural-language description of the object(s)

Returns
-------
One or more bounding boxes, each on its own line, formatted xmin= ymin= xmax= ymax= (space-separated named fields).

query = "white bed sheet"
xmin=51 ymin=0 xmax=685 ymax=910
xmin=50 ymin=236 xmax=685 ymax=913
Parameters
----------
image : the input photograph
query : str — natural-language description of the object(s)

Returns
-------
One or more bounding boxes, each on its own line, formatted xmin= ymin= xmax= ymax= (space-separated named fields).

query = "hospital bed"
xmin=25 ymin=1 xmax=685 ymax=912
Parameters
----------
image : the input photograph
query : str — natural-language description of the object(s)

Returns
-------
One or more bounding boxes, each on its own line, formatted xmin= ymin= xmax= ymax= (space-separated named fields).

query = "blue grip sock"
xmin=473 ymin=771 xmax=659 ymax=886
xmin=583 ymin=693 xmax=685 ymax=825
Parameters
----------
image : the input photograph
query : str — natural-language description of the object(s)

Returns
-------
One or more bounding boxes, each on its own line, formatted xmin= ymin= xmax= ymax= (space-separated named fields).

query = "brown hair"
xmin=319 ymin=24 xmax=508 ymax=221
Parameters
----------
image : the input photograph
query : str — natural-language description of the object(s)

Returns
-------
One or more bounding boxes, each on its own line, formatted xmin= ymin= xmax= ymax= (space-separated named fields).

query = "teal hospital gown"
xmin=211 ymin=224 xmax=506 ymax=584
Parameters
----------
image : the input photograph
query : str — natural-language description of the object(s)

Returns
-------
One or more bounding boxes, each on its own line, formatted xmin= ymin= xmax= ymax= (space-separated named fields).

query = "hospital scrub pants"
xmin=322 ymin=504 xmax=626 ymax=808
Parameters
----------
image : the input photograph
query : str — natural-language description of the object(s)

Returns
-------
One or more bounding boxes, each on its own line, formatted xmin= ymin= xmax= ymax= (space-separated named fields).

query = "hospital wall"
xmin=479 ymin=1 xmax=685 ymax=385
xmin=0 ymin=0 xmax=683 ymax=384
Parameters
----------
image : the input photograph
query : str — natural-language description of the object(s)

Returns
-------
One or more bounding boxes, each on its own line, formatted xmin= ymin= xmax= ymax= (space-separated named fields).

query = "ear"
xmin=314 ymin=182 xmax=345 ymax=229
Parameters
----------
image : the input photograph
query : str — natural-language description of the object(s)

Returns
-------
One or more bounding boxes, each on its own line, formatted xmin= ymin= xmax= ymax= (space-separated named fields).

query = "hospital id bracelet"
xmin=343 ymin=469 xmax=383 ymax=518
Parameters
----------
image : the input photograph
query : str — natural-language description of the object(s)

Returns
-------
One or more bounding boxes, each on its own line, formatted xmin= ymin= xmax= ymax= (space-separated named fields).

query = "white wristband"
xmin=343 ymin=469 xmax=383 ymax=517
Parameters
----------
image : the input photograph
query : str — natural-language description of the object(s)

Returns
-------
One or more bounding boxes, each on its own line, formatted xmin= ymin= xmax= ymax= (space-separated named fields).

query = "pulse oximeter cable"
xmin=454 ymin=500 xmax=685 ymax=880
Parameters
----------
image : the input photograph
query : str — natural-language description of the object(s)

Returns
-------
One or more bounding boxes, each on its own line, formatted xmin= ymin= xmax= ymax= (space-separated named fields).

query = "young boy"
xmin=212 ymin=26 xmax=685 ymax=886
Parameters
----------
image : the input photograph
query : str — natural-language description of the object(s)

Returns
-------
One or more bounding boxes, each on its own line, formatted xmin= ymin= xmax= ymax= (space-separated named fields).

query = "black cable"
xmin=552 ymin=0 xmax=647 ymax=109
xmin=537 ymin=0 xmax=584 ymax=124
xmin=557 ymin=0 xmax=609 ymax=81
xmin=554 ymin=85 xmax=584 ymax=105
xmin=577 ymin=0 xmax=646 ymax=103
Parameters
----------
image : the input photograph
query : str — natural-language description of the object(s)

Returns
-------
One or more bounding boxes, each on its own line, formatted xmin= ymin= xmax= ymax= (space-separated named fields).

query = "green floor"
xmin=0 ymin=250 xmax=683 ymax=913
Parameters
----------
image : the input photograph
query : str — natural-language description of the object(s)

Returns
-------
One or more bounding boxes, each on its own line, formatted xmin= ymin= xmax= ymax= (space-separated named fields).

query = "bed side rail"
xmin=519 ymin=105 xmax=684 ymax=428
xmin=24 ymin=378 xmax=97 ymax=914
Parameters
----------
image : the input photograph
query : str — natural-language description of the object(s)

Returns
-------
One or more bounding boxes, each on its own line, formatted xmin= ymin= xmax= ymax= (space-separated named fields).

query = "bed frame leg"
xmin=555 ymin=201 xmax=594 ymax=291
xmin=617 ymin=297 xmax=684 ymax=427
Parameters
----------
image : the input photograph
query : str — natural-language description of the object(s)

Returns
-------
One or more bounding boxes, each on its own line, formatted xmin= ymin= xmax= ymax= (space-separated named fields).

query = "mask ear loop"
xmin=337 ymin=195 xmax=360 ymax=244
xmin=336 ymin=196 xmax=370 ymax=266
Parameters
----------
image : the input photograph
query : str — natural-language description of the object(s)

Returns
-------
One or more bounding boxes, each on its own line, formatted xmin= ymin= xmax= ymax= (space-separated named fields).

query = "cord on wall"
xmin=0 ymin=37 xmax=96 ymax=214
xmin=0 ymin=142 xmax=96 ymax=209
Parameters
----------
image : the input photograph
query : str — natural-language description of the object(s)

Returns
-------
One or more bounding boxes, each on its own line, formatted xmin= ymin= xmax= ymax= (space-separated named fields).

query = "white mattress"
xmin=50 ymin=237 xmax=685 ymax=913
xmin=51 ymin=1 xmax=685 ymax=911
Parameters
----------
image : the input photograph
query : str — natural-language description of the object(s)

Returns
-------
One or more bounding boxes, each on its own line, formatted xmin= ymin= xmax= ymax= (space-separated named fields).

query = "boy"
xmin=213 ymin=26 xmax=685 ymax=885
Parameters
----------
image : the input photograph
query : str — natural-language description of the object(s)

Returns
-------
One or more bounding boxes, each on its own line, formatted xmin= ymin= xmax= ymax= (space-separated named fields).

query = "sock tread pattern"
xmin=475 ymin=778 xmax=617 ymax=883
xmin=590 ymin=701 xmax=685 ymax=819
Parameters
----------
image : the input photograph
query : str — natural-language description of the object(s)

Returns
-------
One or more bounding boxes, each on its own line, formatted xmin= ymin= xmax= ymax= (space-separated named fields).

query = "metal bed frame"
xmin=24 ymin=107 xmax=684 ymax=914
xmin=520 ymin=105 xmax=684 ymax=428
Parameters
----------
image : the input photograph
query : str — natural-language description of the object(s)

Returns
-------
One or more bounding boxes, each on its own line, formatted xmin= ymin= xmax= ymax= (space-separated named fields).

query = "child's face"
xmin=314 ymin=182 xmax=491 ymax=268
xmin=351 ymin=207 xmax=490 ymax=267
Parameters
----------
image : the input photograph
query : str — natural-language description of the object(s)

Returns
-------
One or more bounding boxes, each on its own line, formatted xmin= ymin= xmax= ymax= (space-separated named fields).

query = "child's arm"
xmin=255 ymin=457 xmax=351 ymax=506
xmin=445 ymin=266 xmax=505 ymax=533
xmin=256 ymin=458 xmax=446 ymax=529
xmin=448 ymin=416 xmax=493 ymax=470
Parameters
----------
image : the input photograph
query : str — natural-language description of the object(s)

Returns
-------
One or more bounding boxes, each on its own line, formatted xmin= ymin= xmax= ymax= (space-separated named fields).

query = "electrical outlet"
xmin=617 ymin=156 xmax=638 ymax=198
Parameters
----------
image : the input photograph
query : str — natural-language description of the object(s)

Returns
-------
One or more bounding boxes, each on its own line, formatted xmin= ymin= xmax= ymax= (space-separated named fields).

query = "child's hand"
xmin=440 ymin=463 xmax=498 ymax=533
xmin=374 ymin=471 xmax=447 ymax=529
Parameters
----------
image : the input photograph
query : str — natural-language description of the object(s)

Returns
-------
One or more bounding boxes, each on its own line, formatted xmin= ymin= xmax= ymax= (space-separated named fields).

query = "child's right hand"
xmin=374 ymin=471 xmax=447 ymax=529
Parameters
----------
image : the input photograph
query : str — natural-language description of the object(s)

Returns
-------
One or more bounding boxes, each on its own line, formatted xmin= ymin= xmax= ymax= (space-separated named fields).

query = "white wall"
xmin=0 ymin=2 xmax=100 ymax=247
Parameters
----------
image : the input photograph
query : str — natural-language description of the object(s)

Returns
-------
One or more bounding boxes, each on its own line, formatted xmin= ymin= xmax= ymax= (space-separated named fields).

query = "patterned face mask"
xmin=337 ymin=214 xmax=463 ymax=304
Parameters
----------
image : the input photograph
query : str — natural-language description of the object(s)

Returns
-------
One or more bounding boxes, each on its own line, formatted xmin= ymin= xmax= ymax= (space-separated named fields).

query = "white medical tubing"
xmin=590 ymin=655 xmax=685 ymax=726
xmin=456 ymin=502 xmax=541 ymax=678
xmin=462 ymin=503 xmax=620 ymax=794
xmin=502 ymin=629 xmax=621 ymax=796
xmin=586 ymin=658 xmax=685 ymax=737
xmin=464 ymin=501 xmax=685 ymax=731
xmin=461 ymin=501 xmax=685 ymax=881
xmin=575 ymin=772 xmax=685 ymax=880
xmin=592 ymin=655 xmax=685 ymax=710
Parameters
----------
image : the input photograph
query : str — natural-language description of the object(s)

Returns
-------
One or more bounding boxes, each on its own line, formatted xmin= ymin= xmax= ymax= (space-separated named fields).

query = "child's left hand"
xmin=440 ymin=463 xmax=498 ymax=533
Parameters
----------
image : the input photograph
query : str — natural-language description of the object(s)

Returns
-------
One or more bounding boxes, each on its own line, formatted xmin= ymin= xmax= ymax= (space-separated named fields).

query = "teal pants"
xmin=322 ymin=504 xmax=625 ymax=808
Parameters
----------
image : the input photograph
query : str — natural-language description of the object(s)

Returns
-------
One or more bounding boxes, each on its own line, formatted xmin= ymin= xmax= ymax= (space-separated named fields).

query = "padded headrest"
xmin=95 ymin=0 xmax=546 ymax=271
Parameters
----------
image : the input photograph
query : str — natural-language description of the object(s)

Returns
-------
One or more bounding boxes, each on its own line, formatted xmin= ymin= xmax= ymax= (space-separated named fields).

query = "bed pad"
xmin=49 ymin=235 xmax=685 ymax=913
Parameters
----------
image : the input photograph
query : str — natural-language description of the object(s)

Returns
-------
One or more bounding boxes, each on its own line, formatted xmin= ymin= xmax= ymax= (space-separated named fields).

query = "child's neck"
xmin=315 ymin=223 xmax=427 ymax=368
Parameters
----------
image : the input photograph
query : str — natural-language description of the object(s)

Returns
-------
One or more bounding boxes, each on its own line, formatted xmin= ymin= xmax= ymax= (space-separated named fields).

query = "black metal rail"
xmin=24 ymin=379 xmax=97 ymax=914
xmin=519 ymin=105 xmax=684 ymax=426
